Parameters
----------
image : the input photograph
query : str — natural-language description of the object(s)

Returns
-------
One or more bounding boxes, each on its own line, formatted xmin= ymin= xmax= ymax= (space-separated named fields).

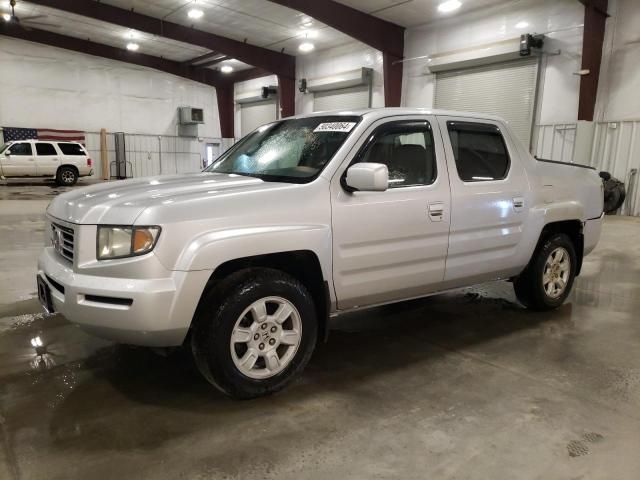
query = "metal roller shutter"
xmin=435 ymin=58 xmax=539 ymax=147
xmin=313 ymin=85 xmax=371 ymax=112
xmin=240 ymin=99 xmax=277 ymax=137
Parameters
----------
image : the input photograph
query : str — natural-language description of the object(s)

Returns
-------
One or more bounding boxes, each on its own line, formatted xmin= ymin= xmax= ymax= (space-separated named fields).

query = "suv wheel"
xmin=56 ymin=166 xmax=78 ymax=186
xmin=514 ymin=233 xmax=577 ymax=311
xmin=191 ymin=268 xmax=318 ymax=399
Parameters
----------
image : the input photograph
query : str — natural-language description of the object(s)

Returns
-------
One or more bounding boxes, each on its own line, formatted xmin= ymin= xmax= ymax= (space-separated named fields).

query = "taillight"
xmin=87 ymin=158 xmax=93 ymax=167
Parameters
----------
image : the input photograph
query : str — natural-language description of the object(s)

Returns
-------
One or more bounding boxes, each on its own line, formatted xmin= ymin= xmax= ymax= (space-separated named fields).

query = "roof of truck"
xmin=291 ymin=107 xmax=506 ymax=123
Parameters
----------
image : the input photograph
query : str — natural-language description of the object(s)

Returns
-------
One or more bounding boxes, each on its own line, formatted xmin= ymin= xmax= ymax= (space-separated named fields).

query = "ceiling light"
xmin=2 ymin=13 xmax=10 ymax=21
xmin=437 ymin=0 xmax=462 ymax=13
xmin=220 ymin=65 xmax=234 ymax=73
xmin=299 ymin=42 xmax=315 ymax=53
xmin=515 ymin=21 xmax=529 ymax=29
xmin=188 ymin=8 xmax=204 ymax=19
xmin=126 ymin=42 xmax=140 ymax=51
xmin=124 ymin=30 xmax=138 ymax=39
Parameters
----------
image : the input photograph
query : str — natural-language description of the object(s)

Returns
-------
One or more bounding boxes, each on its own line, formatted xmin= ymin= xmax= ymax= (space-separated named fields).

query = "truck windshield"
xmin=205 ymin=115 xmax=361 ymax=183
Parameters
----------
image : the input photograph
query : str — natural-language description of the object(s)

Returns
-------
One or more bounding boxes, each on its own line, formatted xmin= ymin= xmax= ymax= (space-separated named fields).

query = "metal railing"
xmin=84 ymin=132 xmax=223 ymax=179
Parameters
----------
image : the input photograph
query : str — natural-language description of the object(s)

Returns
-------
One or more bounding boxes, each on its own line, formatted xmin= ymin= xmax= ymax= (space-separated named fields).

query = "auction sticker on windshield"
xmin=313 ymin=122 xmax=357 ymax=133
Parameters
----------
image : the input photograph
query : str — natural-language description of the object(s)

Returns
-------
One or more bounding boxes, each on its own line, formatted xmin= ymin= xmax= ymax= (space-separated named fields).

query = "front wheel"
xmin=514 ymin=233 xmax=577 ymax=311
xmin=191 ymin=268 xmax=318 ymax=399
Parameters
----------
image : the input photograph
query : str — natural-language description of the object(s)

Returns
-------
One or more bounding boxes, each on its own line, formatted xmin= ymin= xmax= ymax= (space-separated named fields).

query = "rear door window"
xmin=447 ymin=121 xmax=510 ymax=182
xmin=36 ymin=143 xmax=57 ymax=155
xmin=57 ymin=143 xmax=86 ymax=156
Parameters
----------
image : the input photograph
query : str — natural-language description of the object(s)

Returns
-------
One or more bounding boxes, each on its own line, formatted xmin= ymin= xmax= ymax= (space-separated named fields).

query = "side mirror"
xmin=345 ymin=163 xmax=388 ymax=192
xmin=4 ymin=151 xmax=10 ymax=156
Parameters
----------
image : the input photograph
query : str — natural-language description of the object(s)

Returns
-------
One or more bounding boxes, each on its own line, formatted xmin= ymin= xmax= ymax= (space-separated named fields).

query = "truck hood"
xmin=47 ymin=173 xmax=279 ymax=224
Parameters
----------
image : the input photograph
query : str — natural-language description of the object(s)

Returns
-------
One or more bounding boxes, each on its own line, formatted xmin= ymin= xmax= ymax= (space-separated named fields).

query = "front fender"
xmin=174 ymin=224 xmax=333 ymax=281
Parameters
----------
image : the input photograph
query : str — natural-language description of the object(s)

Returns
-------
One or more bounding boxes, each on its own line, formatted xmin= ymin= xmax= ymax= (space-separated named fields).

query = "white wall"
xmin=0 ymin=37 xmax=221 ymax=138
xmin=233 ymin=74 xmax=278 ymax=139
xmin=595 ymin=0 xmax=640 ymax=121
xmin=295 ymin=41 xmax=384 ymax=114
xmin=402 ymin=0 xmax=585 ymax=125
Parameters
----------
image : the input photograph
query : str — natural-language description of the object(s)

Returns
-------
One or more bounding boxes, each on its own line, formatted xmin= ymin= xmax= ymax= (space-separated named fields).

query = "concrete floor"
xmin=1 ymin=183 xmax=639 ymax=480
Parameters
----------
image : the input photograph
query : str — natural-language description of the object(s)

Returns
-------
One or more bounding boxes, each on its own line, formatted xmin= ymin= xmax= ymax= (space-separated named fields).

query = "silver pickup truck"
xmin=38 ymin=108 xmax=603 ymax=398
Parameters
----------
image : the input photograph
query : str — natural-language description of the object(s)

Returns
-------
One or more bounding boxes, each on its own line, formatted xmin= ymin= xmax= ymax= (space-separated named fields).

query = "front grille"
xmin=51 ymin=222 xmax=75 ymax=263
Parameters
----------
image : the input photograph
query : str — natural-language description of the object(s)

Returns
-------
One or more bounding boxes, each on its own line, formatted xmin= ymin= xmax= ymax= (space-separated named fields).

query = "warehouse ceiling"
xmin=337 ymin=0 xmax=509 ymax=27
xmin=1 ymin=0 xmax=514 ymax=74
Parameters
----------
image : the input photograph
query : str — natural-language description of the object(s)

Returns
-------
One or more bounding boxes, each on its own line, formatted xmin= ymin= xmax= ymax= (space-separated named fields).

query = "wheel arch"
xmin=193 ymin=250 xmax=331 ymax=345
xmin=537 ymin=219 xmax=584 ymax=275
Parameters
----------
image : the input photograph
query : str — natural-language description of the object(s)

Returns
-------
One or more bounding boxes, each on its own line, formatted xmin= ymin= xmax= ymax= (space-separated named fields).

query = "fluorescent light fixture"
xmin=126 ymin=42 xmax=140 ymax=51
xmin=2 ymin=13 xmax=10 ymax=21
xmin=298 ymin=42 xmax=315 ymax=53
xmin=220 ymin=65 xmax=234 ymax=73
xmin=515 ymin=21 xmax=529 ymax=29
xmin=124 ymin=30 xmax=138 ymax=39
xmin=438 ymin=0 xmax=462 ymax=13
xmin=188 ymin=8 xmax=204 ymax=19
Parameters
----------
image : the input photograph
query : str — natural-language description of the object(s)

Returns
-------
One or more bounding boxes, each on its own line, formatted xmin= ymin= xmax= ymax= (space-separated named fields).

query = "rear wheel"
xmin=514 ymin=233 xmax=577 ymax=311
xmin=191 ymin=268 xmax=318 ymax=399
xmin=56 ymin=166 xmax=78 ymax=186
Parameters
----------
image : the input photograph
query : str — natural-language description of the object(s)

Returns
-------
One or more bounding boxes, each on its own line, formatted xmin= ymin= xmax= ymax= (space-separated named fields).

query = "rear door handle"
xmin=428 ymin=202 xmax=444 ymax=222
xmin=513 ymin=196 xmax=525 ymax=211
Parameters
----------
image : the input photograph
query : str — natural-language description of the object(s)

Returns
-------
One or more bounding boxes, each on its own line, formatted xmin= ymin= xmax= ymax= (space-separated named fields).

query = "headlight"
xmin=97 ymin=226 xmax=161 ymax=260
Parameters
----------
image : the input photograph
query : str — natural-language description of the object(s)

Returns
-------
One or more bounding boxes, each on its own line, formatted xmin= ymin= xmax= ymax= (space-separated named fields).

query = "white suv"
xmin=0 ymin=139 xmax=93 ymax=186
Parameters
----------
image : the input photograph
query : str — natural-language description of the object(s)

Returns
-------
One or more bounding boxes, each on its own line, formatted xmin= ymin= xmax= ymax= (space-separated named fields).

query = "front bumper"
xmin=37 ymin=247 xmax=210 ymax=347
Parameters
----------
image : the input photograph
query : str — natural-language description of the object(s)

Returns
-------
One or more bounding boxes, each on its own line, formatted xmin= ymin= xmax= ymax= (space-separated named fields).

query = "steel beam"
xmin=278 ymin=76 xmax=296 ymax=118
xmin=268 ymin=0 xmax=404 ymax=107
xmin=0 ymin=24 xmax=267 ymax=87
xmin=268 ymin=0 xmax=404 ymax=58
xmin=183 ymin=51 xmax=221 ymax=66
xmin=197 ymin=56 xmax=231 ymax=69
xmin=578 ymin=0 xmax=608 ymax=16
xmin=578 ymin=0 xmax=609 ymax=121
xmin=26 ymin=0 xmax=295 ymax=79
xmin=216 ymin=86 xmax=235 ymax=138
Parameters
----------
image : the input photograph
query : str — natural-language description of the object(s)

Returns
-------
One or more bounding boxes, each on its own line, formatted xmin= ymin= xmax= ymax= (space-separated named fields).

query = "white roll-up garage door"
xmin=240 ymin=99 xmax=277 ymax=137
xmin=313 ymin=85 xmax=371 ymax=112
xmin=434 ymin=57 xmax=538 ymax=147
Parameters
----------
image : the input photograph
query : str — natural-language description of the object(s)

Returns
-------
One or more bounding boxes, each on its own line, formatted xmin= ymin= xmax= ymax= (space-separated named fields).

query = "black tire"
xmin=191 ymin=268 xmax=318 ymax=399
xmin=56 ymin=166 xmax=78 ymax=186
xmin=514 ymin=233 xmax=577 ymax=311
xmin=603 ymin=178 xmax=626 ymax=213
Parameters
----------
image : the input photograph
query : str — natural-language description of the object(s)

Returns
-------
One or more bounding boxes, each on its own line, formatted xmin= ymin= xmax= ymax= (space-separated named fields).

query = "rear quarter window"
xmin=57 ymin=143 xmax=86 ymax=156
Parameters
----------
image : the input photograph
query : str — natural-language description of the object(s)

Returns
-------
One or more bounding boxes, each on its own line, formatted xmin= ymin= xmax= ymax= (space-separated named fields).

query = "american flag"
xmin=2 ymin=127 xmax=85 ymax=144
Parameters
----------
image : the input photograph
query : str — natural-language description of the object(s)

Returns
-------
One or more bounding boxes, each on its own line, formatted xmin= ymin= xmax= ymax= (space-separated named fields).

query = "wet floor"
xmin=1 ymin=186 xmax=640 ymax=479
xmin=0 ymin=178 xmax=99 ymax=201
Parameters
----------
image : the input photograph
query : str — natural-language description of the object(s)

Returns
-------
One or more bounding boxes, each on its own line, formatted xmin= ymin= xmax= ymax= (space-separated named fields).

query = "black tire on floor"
xmin=191 ymin=268 xmax=318 ymax=399
xmin=514 ymin=233 xmax=577 ymax=311
xmin=56 ymin=166 xmax=78 ymax=186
